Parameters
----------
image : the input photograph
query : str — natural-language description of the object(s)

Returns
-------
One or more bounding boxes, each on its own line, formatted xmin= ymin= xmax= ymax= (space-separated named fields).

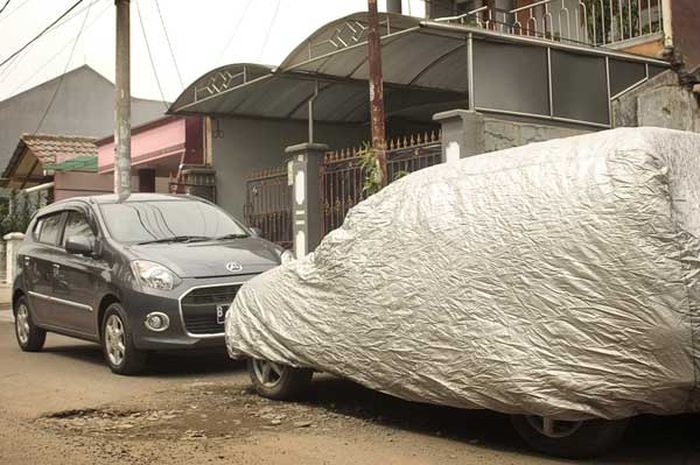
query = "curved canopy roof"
xmin=169 ymin=12 xmax=669 ymax=127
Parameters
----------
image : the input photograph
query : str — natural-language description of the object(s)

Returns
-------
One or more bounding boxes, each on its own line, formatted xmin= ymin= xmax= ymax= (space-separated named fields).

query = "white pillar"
xmin=3 ymin=233 xmax=25 ymax=285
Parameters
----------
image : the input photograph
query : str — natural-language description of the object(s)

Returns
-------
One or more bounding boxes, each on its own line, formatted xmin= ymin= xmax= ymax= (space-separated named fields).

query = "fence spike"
xmin=410 ymin=134 xmax=416 ymax=146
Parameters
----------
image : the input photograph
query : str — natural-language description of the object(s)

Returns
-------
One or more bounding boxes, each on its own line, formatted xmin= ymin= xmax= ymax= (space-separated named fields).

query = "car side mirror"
xmin=65 ymin=236 xmax=94 ymax=256
xmin=249 ymin=227 xmax=263 ymax=238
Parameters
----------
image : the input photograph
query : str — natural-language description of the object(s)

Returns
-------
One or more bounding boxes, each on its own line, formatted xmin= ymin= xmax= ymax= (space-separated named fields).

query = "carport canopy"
xmin=169 ymin=12 xmax=670 ymax=128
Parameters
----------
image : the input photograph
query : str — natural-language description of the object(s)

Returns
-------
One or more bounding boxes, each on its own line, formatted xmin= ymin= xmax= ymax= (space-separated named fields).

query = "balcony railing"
xmin=437 ymin=0 xmax=663 ymax=48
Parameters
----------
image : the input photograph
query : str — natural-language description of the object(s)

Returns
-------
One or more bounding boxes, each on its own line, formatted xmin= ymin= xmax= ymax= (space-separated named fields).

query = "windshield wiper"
xmin=136 ymin=235 xmax=212 ymax=245
xmin=213 ymin=233 xmax=249 ymax=240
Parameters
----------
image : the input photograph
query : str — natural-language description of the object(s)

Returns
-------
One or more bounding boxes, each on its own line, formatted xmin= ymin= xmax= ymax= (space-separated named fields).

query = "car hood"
xmin=128 ymin=237 xmax=282 ymax=278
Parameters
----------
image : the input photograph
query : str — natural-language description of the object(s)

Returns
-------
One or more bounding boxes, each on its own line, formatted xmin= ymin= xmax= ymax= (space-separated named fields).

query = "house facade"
xmin=167 ymin=6 xmax=692 ymax=256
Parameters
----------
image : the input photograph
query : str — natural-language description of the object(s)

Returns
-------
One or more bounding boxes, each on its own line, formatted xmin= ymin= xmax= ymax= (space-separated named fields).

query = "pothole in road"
xmin=37 ymin=384 xmax=356 ymax=441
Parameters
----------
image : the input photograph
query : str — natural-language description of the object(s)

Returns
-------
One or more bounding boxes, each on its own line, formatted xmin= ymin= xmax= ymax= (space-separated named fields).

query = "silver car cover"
xmin=226 ymin=128 xmax=700 ymax=420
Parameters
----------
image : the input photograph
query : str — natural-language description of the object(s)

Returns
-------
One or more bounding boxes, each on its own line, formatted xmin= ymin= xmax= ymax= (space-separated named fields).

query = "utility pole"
xmin=367 ymin=0 xmax=388 ymax=187
xmin=114 ymin=0 xmax=131 ymax=200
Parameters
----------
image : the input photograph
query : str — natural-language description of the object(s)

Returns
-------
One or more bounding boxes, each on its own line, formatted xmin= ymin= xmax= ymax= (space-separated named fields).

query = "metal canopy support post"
xmin=605 ymin=56 xmax=613 ymax=127
xmin=467 ymin=33 xmax=475 ymax=111
xmin=547 ymin=47 xmax=554 ymax=117
xmin=308 ymin=81 xmax=319 ymax=143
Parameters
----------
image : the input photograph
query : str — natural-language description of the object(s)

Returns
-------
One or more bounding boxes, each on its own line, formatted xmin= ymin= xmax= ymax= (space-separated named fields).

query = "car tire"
xmin=101 ymin=303 xmax=147 ymax=375
xmin=510 ymin=414 xmax=629 ymax=459
xmin=14 ymin=295 xmax=46 ymax=352
xmin=248 ymin=358 xmax=312 ymax=400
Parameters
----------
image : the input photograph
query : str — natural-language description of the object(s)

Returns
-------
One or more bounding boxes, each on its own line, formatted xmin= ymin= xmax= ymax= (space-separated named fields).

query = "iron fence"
xmin=243 ymin=167 xmax=292 ymax=249
xmin=439 ymin=0 xmax=663 ymax=47
xmin=320 ymin=130 xmax=442 ymax=235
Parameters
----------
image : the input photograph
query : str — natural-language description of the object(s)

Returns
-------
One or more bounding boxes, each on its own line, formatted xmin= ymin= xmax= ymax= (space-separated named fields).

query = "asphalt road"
xmin=0 ymin=311 xmax=698 ymax=465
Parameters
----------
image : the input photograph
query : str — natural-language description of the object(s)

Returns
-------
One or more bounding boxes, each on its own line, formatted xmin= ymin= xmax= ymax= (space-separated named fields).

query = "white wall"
xmin=212 ymin=117 xmax=368 ymax=219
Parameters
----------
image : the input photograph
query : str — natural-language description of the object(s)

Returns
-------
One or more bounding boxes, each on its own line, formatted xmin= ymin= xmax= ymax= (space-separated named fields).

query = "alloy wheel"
xmin=252 ymin=359 xmax=284 ymax=388
xmin=15 ymin=302 xmax=30 ymax=345
xmin=525 ymin=416 xmax=584 ymax=438
xmin=105 ymin=314 xmax=126 ymax=366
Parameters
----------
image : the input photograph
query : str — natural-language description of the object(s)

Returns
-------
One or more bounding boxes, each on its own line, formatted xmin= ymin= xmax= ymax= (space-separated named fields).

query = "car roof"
xmin=34 ymin=193 xmax=204 ymax=216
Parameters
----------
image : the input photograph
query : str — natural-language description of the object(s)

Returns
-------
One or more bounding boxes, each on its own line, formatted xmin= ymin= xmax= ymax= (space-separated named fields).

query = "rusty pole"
xmin=367 ymin=0 xmax=388 ymax=187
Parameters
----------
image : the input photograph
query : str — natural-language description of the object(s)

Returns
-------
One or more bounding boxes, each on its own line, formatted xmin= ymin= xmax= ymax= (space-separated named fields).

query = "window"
xmin=36 ymin=213 xmax=64 ymax=245
xmin=99 ymin=199 xmax=248 ymax=244
xmin=62 ymin=211 xmax=96 ymax=246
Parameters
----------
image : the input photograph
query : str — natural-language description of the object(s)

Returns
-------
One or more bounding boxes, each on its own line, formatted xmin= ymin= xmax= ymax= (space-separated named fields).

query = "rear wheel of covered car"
xmin=14 ymin=295 xmax=46 ymax=352
xmin=101 ymin=304 xmax=147 ymax=375
xmin=510 ymin=415 xmax=629 ymax=458
xmin=248 ymin=358 xmax=312 ymax=400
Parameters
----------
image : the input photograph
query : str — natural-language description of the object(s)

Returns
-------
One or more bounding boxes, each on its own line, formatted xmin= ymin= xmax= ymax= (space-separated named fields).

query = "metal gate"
xmin=320 ymin=130 xmax=442 ymax=235
xmin=243 ymin=167 xmax=292 ymax=249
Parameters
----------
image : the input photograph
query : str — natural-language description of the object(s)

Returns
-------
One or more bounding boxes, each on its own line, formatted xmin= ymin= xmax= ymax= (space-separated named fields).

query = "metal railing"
xmin=243 ymin=167 xmax=292 ymax=249
xmin=320 ymin=130 xmax=442 ymax=235
xmin=437 ymin=0 xmax=663 ymax=47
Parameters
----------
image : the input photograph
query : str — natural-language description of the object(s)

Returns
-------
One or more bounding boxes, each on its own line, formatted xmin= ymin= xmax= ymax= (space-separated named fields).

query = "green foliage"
xmin=584 ymin=0 xmax=648 ymax=44
xmin=358 ymin=143 xmax=384 ymax=197
xmin=0 ymin=190 xmax=35 ymax=237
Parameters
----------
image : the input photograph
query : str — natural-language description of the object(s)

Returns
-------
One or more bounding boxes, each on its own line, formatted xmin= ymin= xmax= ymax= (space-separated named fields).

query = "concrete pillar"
xmin=285 ymin=142 xmax=329 ymax=258
xmin=3 ymin=233 xmax=25 ymax=285
xmin=433 ymin=109 xmax=485 ymax=164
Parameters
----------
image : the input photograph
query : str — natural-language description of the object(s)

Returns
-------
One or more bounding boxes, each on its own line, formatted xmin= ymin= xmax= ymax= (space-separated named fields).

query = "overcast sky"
xmin=0 ymin=0 xmax=426 ymax=103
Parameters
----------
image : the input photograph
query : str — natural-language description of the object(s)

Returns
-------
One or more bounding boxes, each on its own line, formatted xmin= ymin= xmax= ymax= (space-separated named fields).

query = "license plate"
xmin=216 ymin=305 xmax=227 ymax=325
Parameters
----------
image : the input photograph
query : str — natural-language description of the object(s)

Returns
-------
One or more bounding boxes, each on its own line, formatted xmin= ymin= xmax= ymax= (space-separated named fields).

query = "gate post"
xmin=285 ymin=142 xmax=329 ymax=258
xmin=433 ymin=110 xmax=485 ymax=164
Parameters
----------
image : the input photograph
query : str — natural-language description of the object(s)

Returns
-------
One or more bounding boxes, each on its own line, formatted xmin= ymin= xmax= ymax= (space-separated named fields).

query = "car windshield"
xmin=99 ymin=200 xmax=249 ymax=244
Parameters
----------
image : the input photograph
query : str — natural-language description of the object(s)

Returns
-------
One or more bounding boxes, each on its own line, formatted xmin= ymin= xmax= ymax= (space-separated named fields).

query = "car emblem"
xmin=216 ymin=305 xmax=227 ymax=324
xmin=225 ymin=261 xmax=243 ymax=273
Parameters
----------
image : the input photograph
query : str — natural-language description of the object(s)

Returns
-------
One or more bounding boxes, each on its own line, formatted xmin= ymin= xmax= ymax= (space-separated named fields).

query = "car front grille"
xmin=180 ymin=285 xmax=242 ymax=335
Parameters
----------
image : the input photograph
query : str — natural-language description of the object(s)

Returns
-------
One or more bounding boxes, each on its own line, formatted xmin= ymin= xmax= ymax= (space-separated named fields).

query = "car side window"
xmin=62 ymin=211 xmax=96 ymax=246
xmin=36 ymin=213 xmax=64 ymax=245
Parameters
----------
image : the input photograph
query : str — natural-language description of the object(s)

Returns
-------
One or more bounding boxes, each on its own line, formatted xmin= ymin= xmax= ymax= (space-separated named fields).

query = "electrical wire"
xmin=216 ymin=0 xmax=254 ymax=65
xmin=0 ymin=0 xmax=101 ymax=85
xmin=0 ymin=0 xmax=11 ymax=16
xmin=135 ymin=0 xmax=169 ymax=109
xmin=34 ymin=0 xmax=93 ymax=133
xmin=2 ymin=0 xmax=109 ymax=98
xmin=0 ymin=0 xmax=85 ymax=70
xmin=0 ymin=0 xmax=32 ymax=24
xmin=153 ymin=0 xmax=183 ymax=89
xmin=258 ymin=0 xmax=281 ymax=60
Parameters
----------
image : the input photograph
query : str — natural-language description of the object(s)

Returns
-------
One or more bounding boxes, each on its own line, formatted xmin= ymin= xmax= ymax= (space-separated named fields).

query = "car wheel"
xmin=510 ymin=414 xmax=629 ymax=458
xmin=14 ymin=295 xmax=46 ymax=352
xmin=101 ymin=303 xmax=147 ymax=375
xmin=248 ymin=358 xmax=312 ymax=400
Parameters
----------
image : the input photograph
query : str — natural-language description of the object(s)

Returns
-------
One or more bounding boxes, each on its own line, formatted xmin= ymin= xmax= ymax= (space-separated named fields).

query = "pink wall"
xmin=54 ymin=171 xmax=113 ymax=201
xmin=98 ymin=117 xmax=187 ymax=174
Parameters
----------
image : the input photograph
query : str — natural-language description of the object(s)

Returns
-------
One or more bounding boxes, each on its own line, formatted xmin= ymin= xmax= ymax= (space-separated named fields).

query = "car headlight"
xmin=131 ymin=260 xmax=180 ymax=290
xmin=280 ymin=249 xmax=295 ymax=264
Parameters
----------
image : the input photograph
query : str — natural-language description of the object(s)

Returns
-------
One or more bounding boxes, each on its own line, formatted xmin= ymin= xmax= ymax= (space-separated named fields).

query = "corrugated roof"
xmin=44 ymin=154 xmax=97 ymax=172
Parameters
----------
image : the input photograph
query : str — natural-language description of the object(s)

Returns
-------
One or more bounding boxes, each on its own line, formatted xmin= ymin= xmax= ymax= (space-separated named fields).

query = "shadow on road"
xmin=298 ymin=376 xmax=699 ymax=464
xmin=42 ymin=342 xmax=244 ymax=377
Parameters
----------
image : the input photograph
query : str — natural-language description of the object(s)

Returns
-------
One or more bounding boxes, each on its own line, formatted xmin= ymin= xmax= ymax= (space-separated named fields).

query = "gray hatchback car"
xmin=12 ymin=193 xmax=291 ymax=375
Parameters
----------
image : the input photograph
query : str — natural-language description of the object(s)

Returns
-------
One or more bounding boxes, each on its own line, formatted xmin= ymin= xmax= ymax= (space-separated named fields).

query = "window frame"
xmin=33 ymin=211 xmax=67 ymax=247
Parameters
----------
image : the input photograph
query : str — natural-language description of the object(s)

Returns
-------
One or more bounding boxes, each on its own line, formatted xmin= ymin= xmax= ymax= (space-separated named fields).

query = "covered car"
xmin=225 ymin=127 xmax=700 ymax=457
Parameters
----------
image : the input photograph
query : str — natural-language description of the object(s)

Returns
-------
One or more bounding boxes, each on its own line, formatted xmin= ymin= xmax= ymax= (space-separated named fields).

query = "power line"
xmin=153 ymin=0 xmax=183 ymax=89
xmin=0 ymin=0 xmax=85 ymax=70
xmin=0 ymin=0 xmax=100 ymax=84
xmin=34 ymin=0 xmax=94 ymax=133
xmin=0 ymin=0 xmax=11 ymax=16
xmin=216 ymin=0 xmax=254 ymax=65
xmin=135 ymin=0 xmax=168 ymax=108
xmin=258 ymin=0 xmax=281 ymax=60
xmin=0 ymin=0 xmax=32 ymax=24
xmin=2 ymin=0 xmax=109 ymax=99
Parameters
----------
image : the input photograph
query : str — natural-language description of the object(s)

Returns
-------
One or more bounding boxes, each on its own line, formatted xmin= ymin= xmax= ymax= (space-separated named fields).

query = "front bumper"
xmin=121 ymin=275 xmax=258 ymax=351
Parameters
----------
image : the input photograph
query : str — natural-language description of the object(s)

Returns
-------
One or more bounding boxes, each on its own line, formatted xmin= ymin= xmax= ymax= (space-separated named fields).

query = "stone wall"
xmin=612 ymin=70 xmax=700 ymax=132
xmin=483 ymin=117 xmax=590 ymax=152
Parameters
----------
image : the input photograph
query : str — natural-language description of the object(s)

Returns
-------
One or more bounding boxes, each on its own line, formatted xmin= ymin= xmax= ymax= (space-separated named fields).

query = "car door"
xmin=50 ymin=208 xmax=103 ymax=336
xmin=24 ymin=211 xmax=66 ymax=328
